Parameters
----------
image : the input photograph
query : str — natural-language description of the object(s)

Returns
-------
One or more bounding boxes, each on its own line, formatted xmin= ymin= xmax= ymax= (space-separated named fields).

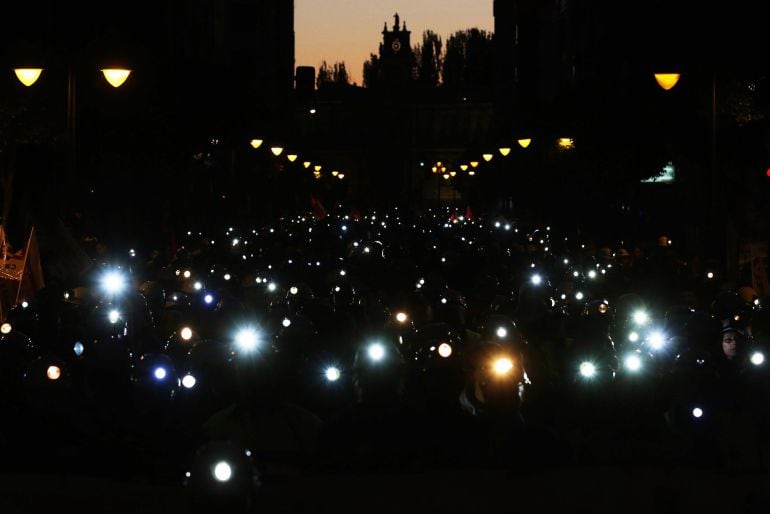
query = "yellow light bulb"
xmin=499 ymin=147 xmax=511 ymax=156
xmin=250 ymin=139 xmax=263 ymax=149
xmin=14 ymin=68 xmax=43 ymax=86
xmin=270 ymin=146 xmax=284 ymax=156
xmin=287 ymin=154 xmax=298 ymax=162
xmin=101 ymin=69 xmax=131 ymax=88
xmin=517 ymin=138 xmax=532 ymax=148
xmin=654 ymin=73 xmax=680 ymax=91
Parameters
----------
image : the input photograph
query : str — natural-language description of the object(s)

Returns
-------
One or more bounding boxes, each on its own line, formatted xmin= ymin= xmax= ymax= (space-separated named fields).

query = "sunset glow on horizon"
xmin=296 ymin=0 xmax=494 ymax=85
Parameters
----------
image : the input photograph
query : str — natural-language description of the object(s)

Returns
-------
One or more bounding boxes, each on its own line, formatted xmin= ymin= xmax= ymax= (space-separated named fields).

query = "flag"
xmin=310 ymin=195 xmax=327 ymax=220
xmin=15 ymin=226 xmax=45 ymax=305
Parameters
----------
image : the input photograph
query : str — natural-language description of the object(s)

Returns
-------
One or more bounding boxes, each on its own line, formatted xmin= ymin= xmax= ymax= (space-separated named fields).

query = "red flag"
xmin=310 ymin=195 xmax=328 ymax=220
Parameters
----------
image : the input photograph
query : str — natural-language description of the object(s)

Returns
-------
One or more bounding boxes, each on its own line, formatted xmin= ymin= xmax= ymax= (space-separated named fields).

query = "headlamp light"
xmin=751 ymin=351 xmax=765 ymax=366
xmin=289 ymin=286 xmax=299 ymax=295
xmin=492 ymin=357 xmax=514 ymax=376
xmin=234 ymin=328 xmax=260 ymax=353
xmin=180 ymin=327 xmax=193 ymax=341
xmin=182 ymin=374 xmax=197 ymax=389
xmin=395 ymin=312 xmax=408 ymax=323
xmin=282 ymin=318 xmax=291 ymax=328
xmin=325 ymin=366 xmax=341 ymax=382
xmin=438 ymin=343 xmax=453 ymax=358
xmin=108 ymin=310 xmax=121 ymax=324
xmin=101 ymin=270 xmax=127 ymax=295
xmin=193 ymin=281 xmax=202 ymax=291
xmin=154 ymin=367 xmax=167 ymax=380
xmin=632 ymin=310 xmax=649 ymax=325
xmin=183 ymin=270 xmax=191 ymax=279
xmin=367 ymin=343 xmax=386 ymax=362
xmin=267 ymin=282 xmax=277 ymax=292
xmin=0 ymin=322 xmax=11 ymax=334
xmin=579 ymin=361 xmax=596 ymax=378
xmin=204 ymin=294 xmax=214 ymax=305
xmin=624 ymin=354 xmax=642 ymax=372
xmin=648 ymin=331 xmax=665 ymax=351
xmin=628 ymin=331 xmax=639 ymax=343
xmin=692 ymin=407 xmax=704 ymax=419
xmin=213 ymin=461 xmax=232 ymax=482
xmin=531 ymin=274 xmax=542 ymax=285
xmin=496 ymin=327 xmax=508 ymax=339
xmin=46 ymin=365 xmax=62 ymax=381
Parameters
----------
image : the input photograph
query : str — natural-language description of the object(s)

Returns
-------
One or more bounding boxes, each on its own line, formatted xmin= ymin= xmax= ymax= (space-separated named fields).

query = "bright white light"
xmin=180 ymin=327 xmax=193 ymax=341
xmin=213 ymin=461 xmax=232 ymax=482
xmin=0 ymin=322 xmax=11 ymax=334
xmin=204 ymin=294 xmax=214 ymax=304
xmin=624 ymin=354 xmax=642 ymax=372
xmin=341 ymin=225 xmax=347 ymax=231
xmin=579 ymin=361 xmax=596 ymax=378
xmin=395 ymin=312 xmax=408 ymax=323
xmin=325 ymin=367 xmax=341 ymax=382
xmin=282 ymin=318 xmax=291 ymax=328
xmin=588 ymin=270 xmax=597 ymax=279
xmin=751 ymin=352 xmax=765 ymax=366
xmin=194 ymin=282 xmax=202 ymax=291
xmin=531 ymin=274 xmax=542 ymax=285
xmin=235 ymin=328 xmax=260 ymax=352
xmin=340 ymin=270 xmax=347 ymax=276
xmin=289 ymin=286 xmax=299 ymax=295
xmin=628 ymin=331 xmax=640 ymax=343
xmin=183 ymin=270 xmax=191 ymax=279
xmin=232 ymin=238 xmax=240 ymax=246
xmin=154 ymin=367 xmax=167 ymax=380
xmin=563 ymin=259 xmax=569 ymax=265
xmin=495 ymin=222 xmax=501 ymax=228
xmin=73 ymin=341 xmax=84 ymax=356
xmin=493 ymin=357 xmax=514 ymax=375
xmin=224 ymin=273 xmax=231 ymax=281
xmin=101 ymin=271 xmax=126 ymax=295
xmin=47 ymin=365 xmax=62 ymax=381
xmin=440 ymin=298 xmax=447 ymax=304
xmin=267 ymin=282 xmax=277 ymax=292
xmin=692 ymin=407 xmax=703 ymax=419
xmin=496 ymin=327 xmax=508 ymax=338
xmin=182 ymin=374 xmax=197 ymax=389
xmin=108 ymin=310 xmax=121 ymax=324
xmin=368 ymin=343 xmax=386 ymax=362
xmin=575 ymin=292 xmax=584 ymax=301
xmin=438 ymin=343 xmax=453 ymax=358
xmin=755 ymin=299 xmax=761 ymax=306
xmin=648 ymin=331 xmax=665 ymax=350
xmin=633 ymin=310 xmax=649 ymax=325
xmin=707 ymin=272 xmax=714 ymax=279
xmin=504 ymin=224 xmax=511 ymax=231
xmin=364 ymin=247 xmax=370 ymax=253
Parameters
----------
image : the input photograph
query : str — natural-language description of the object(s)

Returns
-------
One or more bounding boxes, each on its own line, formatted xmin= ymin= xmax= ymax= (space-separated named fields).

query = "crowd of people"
xmin=1 ymin=207 xmax=769 ymax=510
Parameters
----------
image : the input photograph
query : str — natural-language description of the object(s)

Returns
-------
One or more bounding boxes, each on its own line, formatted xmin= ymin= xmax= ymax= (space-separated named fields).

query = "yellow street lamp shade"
xmin=313 ymin=171 xmax=322 ymax=179
xmin=470 ymin=161 xmax=479 ymax=168
xmin=331 ymin=170 xmax=339 ymax=177
xmin=460 ymin=164 xmax=468 ymax=171
xmin=498 ymin=147 xmax=511 ymax=156
xmin=442 ymin=173 xmax=450 ymax=180
xmin=654 ymin=73 xmax=680 ymax=91
xmin=558 ymin=138 xmax=575 ymax=150
xmin=337 ymin=173 xmax=345 ymax=179
xmin=482 ymin=153 xmax=494 ymax=162
xmin=14 ymin=68 xmax=43 ymax=86
xmin=517 ymin=138 xmax=532 ymax=149
xmin=101 ymin=68 xmax=131 ymax=88
xmin=303 ymin=161 xmax=312 ymax=168
xmin=314 ymin=165 xmax=322 ymax=172
xmin=287 ymin=154 xmax=298 ymax=162
xmin=250 ymin=139 xmax=263 ymax=149
xmin=270 ymin=146 xmax=284 ymax=156
xmin=449 ymin=170 xmax=457 ymax=177
xmin=431 ymin=166 xmax=438 ymax=173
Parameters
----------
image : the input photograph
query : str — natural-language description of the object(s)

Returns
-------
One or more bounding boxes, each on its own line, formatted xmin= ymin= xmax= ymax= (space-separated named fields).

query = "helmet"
xmin=184 ymin=441 xmax=260 ymax=514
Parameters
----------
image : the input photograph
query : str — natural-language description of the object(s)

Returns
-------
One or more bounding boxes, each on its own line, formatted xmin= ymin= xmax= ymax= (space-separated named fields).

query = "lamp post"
xmin=10 ymin=64 xmax=132 ymax=213
xmin=655 ymin=70 xmax=720 ymax=260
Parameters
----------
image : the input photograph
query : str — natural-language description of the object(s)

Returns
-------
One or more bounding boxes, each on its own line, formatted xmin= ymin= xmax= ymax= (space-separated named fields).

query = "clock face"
xmin=391 ymin=39 xmax=402 ymax=52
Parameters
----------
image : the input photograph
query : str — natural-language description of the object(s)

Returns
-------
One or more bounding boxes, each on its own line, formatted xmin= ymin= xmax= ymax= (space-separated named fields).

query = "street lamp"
xmin=8 ymin=61 xmax=132 ymax=214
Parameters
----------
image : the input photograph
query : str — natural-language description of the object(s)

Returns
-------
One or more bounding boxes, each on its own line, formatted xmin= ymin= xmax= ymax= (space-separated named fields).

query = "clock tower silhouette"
xmin=378 ymin=13 xmax=415 ymax=88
